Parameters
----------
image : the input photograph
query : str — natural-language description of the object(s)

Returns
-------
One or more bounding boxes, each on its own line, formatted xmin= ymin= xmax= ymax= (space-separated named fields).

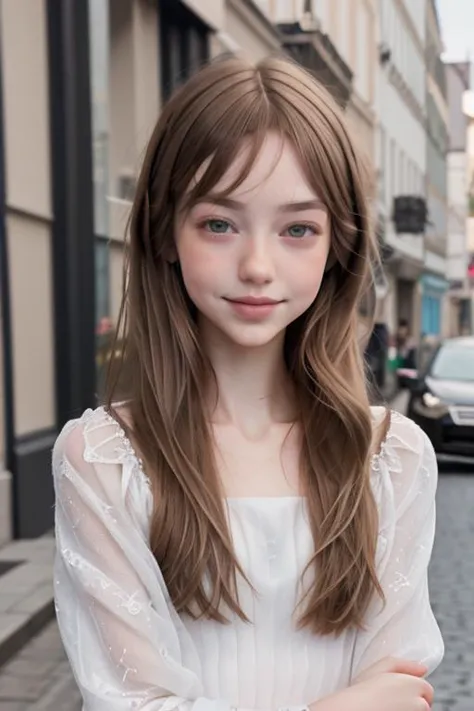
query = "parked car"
xmin=403 ymin=337 xmax=474 ymax=465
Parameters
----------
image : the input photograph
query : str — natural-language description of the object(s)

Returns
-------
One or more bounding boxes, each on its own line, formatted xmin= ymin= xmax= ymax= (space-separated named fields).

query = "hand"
xmin=309 ymin=663 xmax=433 ymax=711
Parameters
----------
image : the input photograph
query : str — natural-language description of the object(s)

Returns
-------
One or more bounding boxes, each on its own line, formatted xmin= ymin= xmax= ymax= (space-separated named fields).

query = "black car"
xmin=405 ymin=337 xmax=474 ymax=464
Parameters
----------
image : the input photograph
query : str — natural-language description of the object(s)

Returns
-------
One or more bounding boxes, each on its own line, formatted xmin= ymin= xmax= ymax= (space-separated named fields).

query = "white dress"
xmin=53 ymin=406 xmax=444 ymax=711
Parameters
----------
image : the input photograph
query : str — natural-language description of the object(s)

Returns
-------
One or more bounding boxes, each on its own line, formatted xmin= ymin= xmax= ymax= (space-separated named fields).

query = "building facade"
xmin=375 ymin=0 xmax=428 ymax=350
xmin=446 ymin=62 xmax=472 ymax=335
xmin=0 ymin=0 xmax=96 ymax=545
xmin=422 ymin=0 xmax=449 ymax=340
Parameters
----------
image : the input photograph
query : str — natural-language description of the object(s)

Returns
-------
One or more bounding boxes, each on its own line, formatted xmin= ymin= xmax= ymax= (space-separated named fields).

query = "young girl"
xmin=53 ymin=56 xmax=443 ymax=711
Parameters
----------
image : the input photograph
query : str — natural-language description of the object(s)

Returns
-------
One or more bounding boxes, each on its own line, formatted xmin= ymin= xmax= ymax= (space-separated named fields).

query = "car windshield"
xmin=430 ymin=343 xmax=474 ymax=382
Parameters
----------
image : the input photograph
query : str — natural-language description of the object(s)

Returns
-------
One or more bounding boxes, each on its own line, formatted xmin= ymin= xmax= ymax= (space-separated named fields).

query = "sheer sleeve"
xmin=351 ymin=413 xmax=444 ymax=679
xmin=53 ymin=413 xmax=263 ymax=711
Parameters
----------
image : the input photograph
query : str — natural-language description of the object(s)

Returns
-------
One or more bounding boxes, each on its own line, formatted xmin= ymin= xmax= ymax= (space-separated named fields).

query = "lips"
xmin=225 ymin=296 xmax=282 ymax=305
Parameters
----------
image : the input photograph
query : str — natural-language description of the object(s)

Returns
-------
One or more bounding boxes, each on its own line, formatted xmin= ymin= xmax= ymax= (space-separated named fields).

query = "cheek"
xmin=177 ymin=237 xmax=226 ymax=296
xmin=285 ymin=250 xmax=328 ymax=300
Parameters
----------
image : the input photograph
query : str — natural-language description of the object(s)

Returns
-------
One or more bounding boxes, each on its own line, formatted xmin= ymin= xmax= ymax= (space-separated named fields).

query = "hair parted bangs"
xmin=107 ymin=54 xmax=386 ymax=637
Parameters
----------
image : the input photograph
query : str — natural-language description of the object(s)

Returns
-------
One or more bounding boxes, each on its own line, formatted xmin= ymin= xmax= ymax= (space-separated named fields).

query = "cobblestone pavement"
xmin=428 ymin=470 xmax=474 ymax=711
xmin=0 ymin=470 xmax=472 ymax=710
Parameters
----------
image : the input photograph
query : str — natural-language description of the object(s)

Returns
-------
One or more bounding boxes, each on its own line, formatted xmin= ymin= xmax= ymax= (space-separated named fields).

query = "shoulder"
xmin=52 ymin=406 xmax=150 ymax=503
xmin=370 ymin=407 xmax=438 ymax=505
xmin=53 ymin=405 xmax=137 ymax=467
xmin=371 ymin=406 xmax=435 ymax=464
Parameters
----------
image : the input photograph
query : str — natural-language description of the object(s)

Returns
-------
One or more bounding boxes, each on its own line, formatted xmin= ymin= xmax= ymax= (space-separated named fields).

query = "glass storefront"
xmin=88 ymin=0 xmax=113 ymax=396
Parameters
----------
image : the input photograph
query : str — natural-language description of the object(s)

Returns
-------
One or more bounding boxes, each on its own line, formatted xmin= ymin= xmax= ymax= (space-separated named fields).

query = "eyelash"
xmin=197 ymin=218 xmax=320 ymax=238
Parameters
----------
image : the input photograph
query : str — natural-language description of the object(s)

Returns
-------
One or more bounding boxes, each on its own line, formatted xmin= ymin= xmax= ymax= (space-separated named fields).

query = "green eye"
xmin=205 ymin=219 xmax=233 ymax=234
xmin=285 ymin=224 xmax=315 ymax=238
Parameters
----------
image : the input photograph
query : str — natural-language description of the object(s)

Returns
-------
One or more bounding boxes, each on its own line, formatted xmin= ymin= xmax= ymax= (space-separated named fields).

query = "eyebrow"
xmin=202 ymin=195 xmax=326 ymax=213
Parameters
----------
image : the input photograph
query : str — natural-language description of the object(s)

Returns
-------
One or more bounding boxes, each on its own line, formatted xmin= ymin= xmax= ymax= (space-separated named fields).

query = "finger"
xmin=421 ymin=680 xmax=434 ymax=706
xmin=395 ymin=660 xmax=428 ymax=678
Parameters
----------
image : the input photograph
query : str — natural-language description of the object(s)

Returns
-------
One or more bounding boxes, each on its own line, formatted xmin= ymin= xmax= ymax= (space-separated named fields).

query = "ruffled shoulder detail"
xmin=77 ymin=406 xmax=137 ymax=463
xmin=371 ymin=408 xmax=405 ymax=475
xmin=56 ymin=406 xmax=152 ymax=501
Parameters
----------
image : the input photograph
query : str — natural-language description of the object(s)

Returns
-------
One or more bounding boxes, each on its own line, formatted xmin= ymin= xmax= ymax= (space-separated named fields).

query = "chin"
xmin=219 ymin=325 xmax=285 ymax=349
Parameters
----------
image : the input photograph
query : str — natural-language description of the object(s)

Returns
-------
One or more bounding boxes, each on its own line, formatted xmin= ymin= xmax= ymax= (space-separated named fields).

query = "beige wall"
xmin=0 ymin=0 xmax=55 ymax=542
xmin=109 ymin=0 xmax=159 ymax=243
xmin=345 ymin=0 xmax=377 ymax=163
xmin=7 ymin=214 xmax=55 ymax=435
xmin=223 ymin=0 xmax=281 ymax=60
xmin=0 ymin=0 xmax=56 ymax=438
xmin=182 ymin=0 xmax=226 ymax=30
xmin=107 ymin=0 xmax=160 ymax=316
xmin=0 ymin=1 xmax=52 ymax=220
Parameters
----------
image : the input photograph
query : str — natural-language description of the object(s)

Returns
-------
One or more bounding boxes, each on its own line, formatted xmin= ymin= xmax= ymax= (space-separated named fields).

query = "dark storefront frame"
xmin=47 ymin=0 xmax=96 ymax=430
xmin=0 ymin=11 xmax=17 ymax=533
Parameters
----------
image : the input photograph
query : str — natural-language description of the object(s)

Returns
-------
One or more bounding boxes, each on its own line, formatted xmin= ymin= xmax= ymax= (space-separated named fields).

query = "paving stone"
xmin=0 ymin=673 xmax=50 ymax=702
xmin=0 ymin=702 xmax=27 ymax=711
xmin=12 ymin=586 xmax=53 ymax=617
xmin=0 ymin=617 xmax=29 ymax=650
xmin=0 ymin=658 xmax=57 ymax=680
xmin=0 ymin=600 xmax=17 ymax=616
xmin=427 ymin=474 xmax=474 ymax=708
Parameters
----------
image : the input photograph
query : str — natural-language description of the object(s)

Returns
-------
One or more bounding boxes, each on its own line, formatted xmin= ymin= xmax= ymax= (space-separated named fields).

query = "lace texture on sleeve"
xmin=53 ymin=408 xmax=232 ymax=711
xmin=352 ymin=411 xmax=444 ymax=678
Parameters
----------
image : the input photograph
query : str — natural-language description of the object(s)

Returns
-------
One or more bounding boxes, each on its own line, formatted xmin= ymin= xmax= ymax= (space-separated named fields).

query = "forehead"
xmin=195 ymin=133 xmax=319 ymax=203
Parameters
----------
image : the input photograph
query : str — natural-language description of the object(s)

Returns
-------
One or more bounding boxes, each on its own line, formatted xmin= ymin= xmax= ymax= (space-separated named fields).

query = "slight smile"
xmin=223 ymin=296 xmax=285 ymax=320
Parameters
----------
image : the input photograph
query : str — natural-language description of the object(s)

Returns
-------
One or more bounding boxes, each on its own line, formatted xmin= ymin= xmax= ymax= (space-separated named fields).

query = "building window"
xmin=159 ymin=0 xmax=210 ymax=102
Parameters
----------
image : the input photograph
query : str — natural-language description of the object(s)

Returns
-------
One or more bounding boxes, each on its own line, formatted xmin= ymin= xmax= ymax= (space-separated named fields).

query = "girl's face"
xmin=175 ymin=133 xmax=331 ymax=350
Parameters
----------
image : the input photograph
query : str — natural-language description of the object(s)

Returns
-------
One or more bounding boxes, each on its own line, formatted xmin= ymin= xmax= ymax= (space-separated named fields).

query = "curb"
xmin=0 ymin=598 xmax=55 ymax=669
xmin=0 ymin=537 xmax=56 ymax=669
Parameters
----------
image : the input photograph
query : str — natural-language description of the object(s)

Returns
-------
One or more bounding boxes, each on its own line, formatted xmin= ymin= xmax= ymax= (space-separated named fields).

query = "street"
xmin=427 ymin=469 xmax=474 ymax=711
xmin=0 ymin=469 xmax=472 ymax=711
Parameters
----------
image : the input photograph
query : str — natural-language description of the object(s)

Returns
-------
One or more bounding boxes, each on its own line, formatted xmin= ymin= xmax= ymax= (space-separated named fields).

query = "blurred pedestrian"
xmin=52 ymin=56 xmax=442 ymax=711
xmin=365 ymin=320 xmax=389 ymax=397
xmin=395 ymin=319 xmax=418 ymax=388
xmin=396 ymin=318 xmax=417 ymax=369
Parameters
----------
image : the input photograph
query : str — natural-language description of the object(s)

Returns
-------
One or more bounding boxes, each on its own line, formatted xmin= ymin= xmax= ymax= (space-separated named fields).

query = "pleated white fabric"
xmin=52 ymin=406 xmax=444 ymax=711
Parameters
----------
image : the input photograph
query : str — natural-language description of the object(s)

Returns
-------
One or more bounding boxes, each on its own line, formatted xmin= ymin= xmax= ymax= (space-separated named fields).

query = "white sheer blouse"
xmin=53 ymin=406 xmax=444 ymax=711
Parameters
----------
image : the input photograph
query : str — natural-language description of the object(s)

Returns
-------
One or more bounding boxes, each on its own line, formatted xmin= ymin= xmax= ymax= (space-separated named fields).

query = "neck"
xmin=200 ymin=322 xmax=295 ymax=431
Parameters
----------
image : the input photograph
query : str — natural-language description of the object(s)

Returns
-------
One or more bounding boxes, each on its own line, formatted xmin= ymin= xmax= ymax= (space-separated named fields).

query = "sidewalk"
xmin=0 ymin=390 xmax=411 ymax=670
xmin=0 ymin=535 xmax=55 ymax=668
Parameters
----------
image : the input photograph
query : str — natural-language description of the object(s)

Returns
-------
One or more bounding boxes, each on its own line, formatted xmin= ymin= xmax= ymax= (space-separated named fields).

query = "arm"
xmin=54 ymin=419 xmax=309 ymax=711
xmin=350 ymin=419 xmax=444 ymax=679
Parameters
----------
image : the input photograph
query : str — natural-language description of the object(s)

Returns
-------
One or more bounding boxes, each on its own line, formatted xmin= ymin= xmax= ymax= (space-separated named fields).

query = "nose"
xmin=238 ymin=236 xmax=275 ymax=285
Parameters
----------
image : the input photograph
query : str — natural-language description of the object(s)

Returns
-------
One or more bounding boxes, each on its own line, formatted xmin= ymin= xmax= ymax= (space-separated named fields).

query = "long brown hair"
xmin=107 ymin=55 xmax=384 ymax=635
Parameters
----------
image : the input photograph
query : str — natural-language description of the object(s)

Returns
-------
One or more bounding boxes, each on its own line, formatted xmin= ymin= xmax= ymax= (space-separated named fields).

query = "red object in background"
xmin=468 ymin=254 xmax=474 ymax=278
xmin=96 ymin=316 xmax=114 ymax=336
